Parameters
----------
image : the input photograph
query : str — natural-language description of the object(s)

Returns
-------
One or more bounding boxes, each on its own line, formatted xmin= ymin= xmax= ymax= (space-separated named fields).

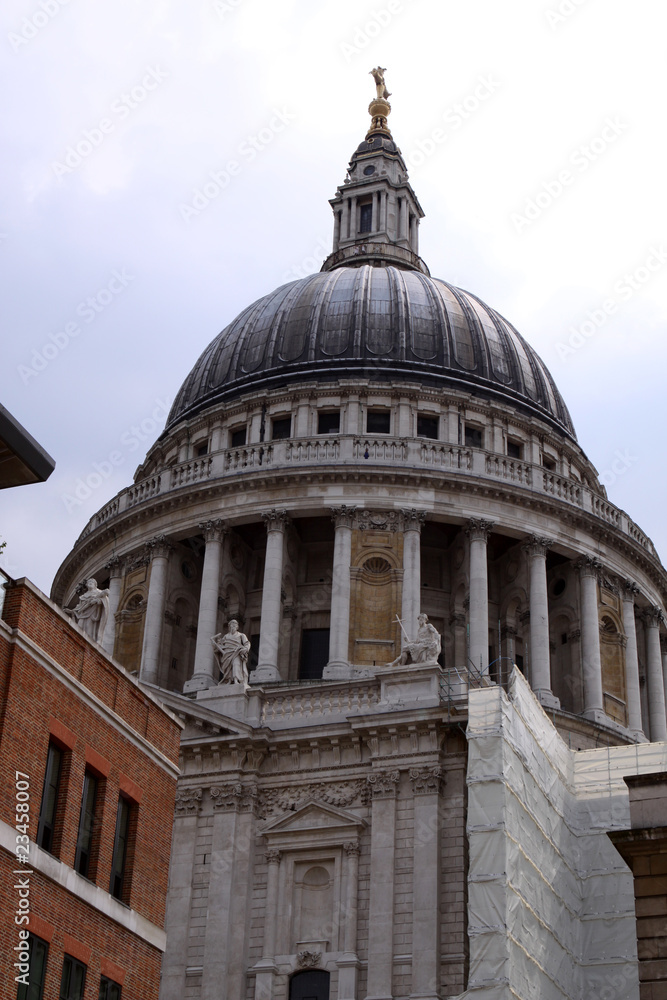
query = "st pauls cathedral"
xmin=53 ymin=73 xmax=667 ymax=1000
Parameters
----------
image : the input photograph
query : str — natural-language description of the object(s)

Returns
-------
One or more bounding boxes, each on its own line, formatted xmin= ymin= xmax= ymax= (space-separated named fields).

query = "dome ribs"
xmin=412 ymin=270 xmax=448 ymax=365
xmin=389 ymin=267 xmax=409 ymax=362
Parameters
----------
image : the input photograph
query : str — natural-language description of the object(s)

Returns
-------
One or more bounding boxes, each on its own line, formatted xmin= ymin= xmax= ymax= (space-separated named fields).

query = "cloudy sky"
xmin=2 ymin=0 xmax=666 ymax=595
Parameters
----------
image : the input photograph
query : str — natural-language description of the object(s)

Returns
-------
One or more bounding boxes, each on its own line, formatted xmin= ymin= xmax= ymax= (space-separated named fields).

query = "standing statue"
xmin=65 ymin=578 xmax=110 ymax=643
xmin=212 ymin=620 xmax=251 ymax=686
xmin=389 ymin=613 xmax=441 ymax=666
xmin=370 ymin=66 xmax=391 ymax=100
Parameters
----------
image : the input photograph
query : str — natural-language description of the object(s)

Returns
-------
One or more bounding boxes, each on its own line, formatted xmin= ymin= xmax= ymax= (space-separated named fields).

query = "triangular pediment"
xmin=262 ymin=799 xmax=365 ymax=837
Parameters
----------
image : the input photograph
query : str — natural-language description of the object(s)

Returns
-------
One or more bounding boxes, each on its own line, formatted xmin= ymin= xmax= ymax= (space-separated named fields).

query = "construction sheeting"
xmin=455 ymin=669 xmax=667 ymax=1000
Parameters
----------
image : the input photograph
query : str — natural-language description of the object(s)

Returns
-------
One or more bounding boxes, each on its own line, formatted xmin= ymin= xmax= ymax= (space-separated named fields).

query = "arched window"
xmin=289 ymin=969 xmax=330 ymax=1000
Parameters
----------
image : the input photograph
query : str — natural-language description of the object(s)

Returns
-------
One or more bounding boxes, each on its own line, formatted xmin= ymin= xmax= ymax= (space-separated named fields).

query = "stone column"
xmin=101 ymin=555 xmax=124 ymax=656
xmin=450 ymin=612 xmax=467 ymax=670
xmin=644 ymin=608 xmax=667 ymax=741
xmin=160 ymin=789 xmax=202 ymax=1000
xmin=324 ymin=506 xmax=356 ymax=678
xmin=410 ymin=766 xmax=442 ymax=1000
xmin=662 ymin=635 xmax=667 ymax=726
xmin=184 ymin=520 xmax=226 ymax=694
xmin=254 ymin=510 xmax=289 ymax=683
xmin=254 ymin=848 xmax=281 ymax=1000
xmin=140 ymin=534 xmax=172 ymax=685
xmin=576 ymin=556 xmax=604 ymax=721
xmin=338 ymin=841 xmax=361 ymax=1000
xmin=401 ymin=509 xmax=426 ymax=643
xmin=365 ymin=769 xmax=400 ymax=1000
xmin=523 ymin=535 xmax=558 ymax=707
xmin=621 ymin=581 xmax=644 ymax=738
xmin=466 ymin=519 xmax=494 ymax=677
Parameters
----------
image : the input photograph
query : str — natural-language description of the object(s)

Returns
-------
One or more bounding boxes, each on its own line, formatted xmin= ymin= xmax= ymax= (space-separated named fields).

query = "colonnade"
xmin=123 ymin=509 xmax=667 ymax=739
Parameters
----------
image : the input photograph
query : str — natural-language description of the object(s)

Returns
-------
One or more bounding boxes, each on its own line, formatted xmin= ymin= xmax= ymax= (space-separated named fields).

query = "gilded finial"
xmin=367 ymin=67 xmax=392 ymax=139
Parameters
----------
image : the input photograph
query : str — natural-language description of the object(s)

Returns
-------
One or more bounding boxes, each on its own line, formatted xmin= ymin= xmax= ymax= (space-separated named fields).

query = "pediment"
xmin=262 ymin=799 xmax=366 ymax=839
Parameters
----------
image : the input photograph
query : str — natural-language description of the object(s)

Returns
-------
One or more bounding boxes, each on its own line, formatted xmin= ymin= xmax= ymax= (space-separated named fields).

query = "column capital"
xmin=642 ymin=605 xmax=665 ymax=628
xmin=568 ymin=627 xmax=582 ymax=642
xmin=576 ymin=554 xmax=602 ymax=579
xmin=103 ymin=555 xmax=125 ymax=578
xmin=343 ymin=841 xmax=361 ymax=857
xmin=409 ymin=765 xmax=443 ymax=796
xmin=330 ymin=505 xmax=357 ymax=529
xmin=465 ymin=518 xmax=494 ymax=542
xmin=210 ymin=783 xmax=258 ymax=813
xmin=400 ymin=508 xmax=427 ymax=532
xmin=449 ymin=611 xmax=466 ymax=628
xmin=174 ymin=787 xmax=202 ymax=816
xmin=621 ymin=579 xmax=640 ymax=602
xmin=367 ymin=768 xmax=400 ymax=799
xmin=522 ymin=534 xmax=554 ymax=558
xmin=265 ymin=848 xmax=282 ymax=865
xmin=198 ymin=518 xmax=226 ymax=543
xmin=261 ymin=508 xmax=290 ymax=533
xmin=145 ymin=533 xmax=173 ymax=560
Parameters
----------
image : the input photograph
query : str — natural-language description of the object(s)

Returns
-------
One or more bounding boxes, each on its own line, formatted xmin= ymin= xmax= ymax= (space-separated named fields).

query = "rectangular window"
xmin=195 ymin=441 xmax=208 ymax=457
xmin=98 ymin=977 xmax=122 ymax=1000
xmin=507 ymin=440 xmax=522 ymax=459
xmin=359 ymin=201 xmax=372 ymax=233
xmin=74 ymin=771 xmax=98 ymax=879
xmin=542 ymin=454 xmax=556 ymax=471
xmin=230 ymin=427 xmax=247 ymax=448
xmin=317 ymin=411 xmax=340 ymax=434
xmin=366 ymin=410 xmax=390 ymax=434
xmin=271 ymin=416 xmax=291 ymax=440
xmin=299 ymin=628 xmax=330 ymax=680
xmin=16 ymin=934 xmax=49 ymax=1000
xmin=417 ymin=415 xmax=439 ymax=439
xmin=37 ymin=742 xmax=62 ymax=854
xmin=60 ymin=955 xmax=86 ymax=1000
xmin=249 ymin=634 xmax=260 ymax=672
xmin=109 ymin=796 xmax=131 ymax=901
xmin=464 ymin=426 xmax=483 ymax=449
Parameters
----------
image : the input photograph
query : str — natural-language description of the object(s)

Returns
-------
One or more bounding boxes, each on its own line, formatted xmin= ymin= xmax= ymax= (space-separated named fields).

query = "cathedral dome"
xmin=167 ymin=265 xmax=575 ymax=438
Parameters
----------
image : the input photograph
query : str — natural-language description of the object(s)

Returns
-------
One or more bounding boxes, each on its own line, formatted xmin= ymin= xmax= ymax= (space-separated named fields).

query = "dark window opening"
xmin=98 ymin=976 xmax=122 ymax=1000
xmin=271 ymin=417 xmax=291 ymax=440
xmin=363 ymin=164 xmax=375 ymax=176
xmin=507 ymin=440 xmax=522 ymax=459
xmin=417 ymin=415 xmax=439 ymax=439
xmin=74 ymin=771 xmax=98 ymax=879
xmin=16 ymin=934 xmax=49 ymax=1000
xmin=37 ymin=742 xmax=62 ymax=854
xmin=299 ymin=628 xmax=330 ymax=680
xmin=465 ymin=426 xmax=483 ymax=449
xmin=359 ymin=201 xmax=372 ymax=233
xmin=515 ymin=654 xmax=524 ymax=672
xmin=249 ymin=634 xmax=260 ymax=672
xmin=289 ymin=969 xmax=330 ymax=1000
xmin=195 ymin=442 xmax=208 ymax=457
xmin=542 ymin=455 xmax=556 ymax=471
xmin=230 ymin=427 xmax=247 ymax=448
xmin=60 ymin=955 xmax=87 ymax=1000
xmin=553 ymin=578 xmax=566 ymax=597
xmin=317 ymin=411 xmax=340 ymax=434
xmin=366 ymin=410 xmax=390 ymax=434
xmin=109 ymin=796 xmax=131 ymax=902
xmin=561 ymin=633 xmax=568 ymax=645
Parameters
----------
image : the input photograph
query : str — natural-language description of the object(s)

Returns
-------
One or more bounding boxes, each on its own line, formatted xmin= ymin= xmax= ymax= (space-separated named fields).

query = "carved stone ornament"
xmin=330 ymin=505 xmax=357 ymax=529
xmin=257 ymin=779 xmax=369 ymax=819
xmin=366 ymin=769 xmax=400 ymax=799
xmin=210 ymin=783 xmax=258 ymax=813
xmin=522 ymin=534 xmax=554 ymax=558
xmin=576 ymin=555 xmax=602 ymax=578
xmin=265 ymin=848 xmax=281 ymax=865
xmin=175 ymin=787 xmax=203 ymax=816
xmin=622 ymin=580 xmax=640 ymax=602
xmin=357 ymin=509 xmax=402 ymax=533
xmin=104 ymin=555 xmax=125 ymax=578
xmin=198 ymin=518 xmax=225 ymax=543
xmin=262 ymin=508 xmax=290 ymax=532
xmin=400 ymin=508 xmax=427 ymax=531
xmin=297 ymin=950 xmax=322 ymax=969
xmin=642 ymin=606 xmax=665 ymax=628
xmin=409 ymin=765 xmax=444 ymax=796
xmin=465 ymin=518 xmax=495 ymax=543
xmin=343 ymin=841 xmax=361 ymax=857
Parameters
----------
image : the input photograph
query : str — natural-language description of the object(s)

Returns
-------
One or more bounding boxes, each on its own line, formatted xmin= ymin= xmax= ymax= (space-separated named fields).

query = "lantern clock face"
xmin=363 ymin=165 xmax=375 ymax=175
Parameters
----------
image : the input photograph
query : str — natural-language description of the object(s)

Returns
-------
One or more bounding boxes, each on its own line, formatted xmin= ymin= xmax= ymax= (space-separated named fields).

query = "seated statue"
xmin=389 ymin=613 xmax=441 ymax=667
xmin=212 ymin=620 xmax=250 ymax=686
xmin=65 ymin=578 xmax=109 ymax=643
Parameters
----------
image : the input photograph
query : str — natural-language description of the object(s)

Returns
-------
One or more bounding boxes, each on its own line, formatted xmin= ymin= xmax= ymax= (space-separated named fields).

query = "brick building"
xmin=0 ymin=577 xmax=182 ymax=1000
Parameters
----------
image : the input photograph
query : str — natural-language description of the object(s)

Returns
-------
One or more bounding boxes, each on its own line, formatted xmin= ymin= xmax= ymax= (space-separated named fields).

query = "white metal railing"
xmin=75 ymin=438 xmax=659 ymax=558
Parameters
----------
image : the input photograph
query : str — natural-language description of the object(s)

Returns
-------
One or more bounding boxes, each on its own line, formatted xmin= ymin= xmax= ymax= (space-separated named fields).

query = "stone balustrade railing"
xmin=260 ymin=679 xmax=380 ymax=726
xmin=75 ymin=436 xmax=658 ymax=557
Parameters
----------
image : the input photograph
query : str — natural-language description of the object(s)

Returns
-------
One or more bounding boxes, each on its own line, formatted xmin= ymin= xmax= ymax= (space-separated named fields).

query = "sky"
xmin=1 ymin=0 xmax=666 ymax=595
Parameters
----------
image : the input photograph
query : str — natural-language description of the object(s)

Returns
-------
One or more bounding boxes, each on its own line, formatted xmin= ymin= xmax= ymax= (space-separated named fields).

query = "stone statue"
xmin=212 ymin=620 xmax=250 ymax=686
xmin=370 ymin=66 xmax=391 ymax=100
xmin=65 ymin=578 xmax=109 ymax=642
xmin=389 ymin=613 xmax=441 ymax=667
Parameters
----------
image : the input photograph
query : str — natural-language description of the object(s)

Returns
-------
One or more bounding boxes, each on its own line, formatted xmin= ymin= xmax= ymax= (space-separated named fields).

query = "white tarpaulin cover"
xmin=454 ymin=669 xmax=667 ymax=1000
